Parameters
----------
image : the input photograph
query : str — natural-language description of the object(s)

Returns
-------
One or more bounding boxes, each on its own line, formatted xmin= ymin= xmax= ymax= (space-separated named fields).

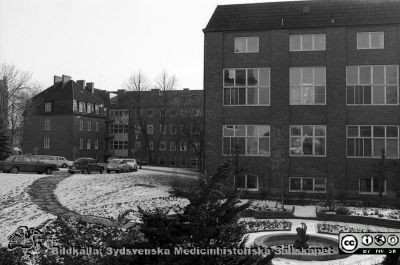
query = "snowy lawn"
xmin=0 ymin=173 xmax=55 ymax=247
xmin=318 ymin=206 xmax=400 ymax=220
xmin=55 ymin=171 xmax=198 ymax=223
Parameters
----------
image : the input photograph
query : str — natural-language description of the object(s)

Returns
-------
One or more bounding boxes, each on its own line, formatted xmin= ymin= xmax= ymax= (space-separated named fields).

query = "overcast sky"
xmin=0 ymin=0 xmax=299 ymax=91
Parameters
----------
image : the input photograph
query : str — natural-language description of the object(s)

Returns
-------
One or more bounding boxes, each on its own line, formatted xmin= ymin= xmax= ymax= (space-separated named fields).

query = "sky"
xmin=0 ymin=0 xmax=299 ymax=91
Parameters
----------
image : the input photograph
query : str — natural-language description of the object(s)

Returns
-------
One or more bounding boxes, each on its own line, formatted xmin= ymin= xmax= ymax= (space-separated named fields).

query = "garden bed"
xmin=239 ymin=218 xmax=292 ymax=233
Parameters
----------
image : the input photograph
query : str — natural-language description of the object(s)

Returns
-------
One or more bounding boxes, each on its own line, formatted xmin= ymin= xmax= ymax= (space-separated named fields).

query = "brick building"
xmin=204 ymin=0 xmax=400 ymax=198
xmin=106 ymin=88 xmax=203 ymax=169
xmin=23 ymin=75 xmax=107 ymax=161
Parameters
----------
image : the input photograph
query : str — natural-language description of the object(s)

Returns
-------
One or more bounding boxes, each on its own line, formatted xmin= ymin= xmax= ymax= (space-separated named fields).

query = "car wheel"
xmin=45 ymin=167 xmax=53 ymax=175
xmin=61 ymin=164 xmax=68 ymax=168
xmin=83 ymin=168 xmax=89 ymax=174
xmin=10 ymin=167 xmax=19 ymax=174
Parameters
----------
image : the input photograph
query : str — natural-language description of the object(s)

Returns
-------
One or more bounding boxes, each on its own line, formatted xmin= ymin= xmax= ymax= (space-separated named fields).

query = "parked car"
xmin=0 ymin=155 xmax=58 ymax=174
xmin=34 ymin=155 xmax=73 ymax=168
xmin=106 ymin=159 xmax=130 ymax=173
xmin=121 ymin=159 xmax=138 ymax=171
xmin=68 ymin=158 xmax=104 ymax=174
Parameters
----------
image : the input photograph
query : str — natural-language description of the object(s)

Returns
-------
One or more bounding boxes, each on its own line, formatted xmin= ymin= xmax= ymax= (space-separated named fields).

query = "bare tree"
xmin=0 ymin=63 xmax=41 ymax=146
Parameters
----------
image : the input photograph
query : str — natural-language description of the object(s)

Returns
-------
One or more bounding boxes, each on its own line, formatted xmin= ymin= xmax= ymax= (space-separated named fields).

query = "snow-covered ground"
xmin=55 ymin=171 xmax=198 ymax=222
xmin=0 ymin=173 xmax=55 ymax=247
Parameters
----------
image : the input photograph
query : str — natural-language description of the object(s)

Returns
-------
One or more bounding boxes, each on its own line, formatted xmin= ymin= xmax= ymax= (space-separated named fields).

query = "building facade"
xmin=23 ymin=75 xmax=107 ymax=161
xmin=203 ymin=0 xmax=400 ymax=198
xmin=106 ymin=89 xmax=203 ymax=169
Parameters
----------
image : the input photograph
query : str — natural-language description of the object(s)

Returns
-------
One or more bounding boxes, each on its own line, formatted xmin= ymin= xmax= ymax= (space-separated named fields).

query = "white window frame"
xmin=346 ymin=65 xmax=399 ymax=105
xmin=159 ymin=141 xmax=166 ymax=151
xmin=234 ymin=36 xmax=259 ymax=53
xmin=235 ymin=174 xmax=259 ymax=191
xmin=87 ymin=120 xmax=92 ymax=131
xmin=346 ymin=125 xmax=399 ymax=158
xmin=289 ymin=34 xmax=326 ymax=51
xmin=357 ymin=32 xmax=384 ymax=49
xmin=290 ymin=67 xmax=326 ymax=105
xmin=79 ymin=102 xmax=86 ymax=112
xmin=87 ymin=103 xmax=93 ymax=113
xmin=359 ymin=177 xmax=387 ymax=195
xmin=180 ymin=142 xmax=187 ymax=151
xmin=289 ymin=125 xmax=326 ymax=157
xmin=223 ymin=125 xmax=270 ymax=157
xmin=44 ymin=119 xmax=51 ymax=130
xmin=95 ymin=105 xmax=100 ymax=114
xmin=289 ymin=177 xmax=326 ymax=193
xmin=43 ymin=137 xmax=50 ymax=149
xmin=223 ymin=68 xmax=270 ymax=106
xmin=44 ymin=102 xmax=52 ymax=112
xmin=147 ymin=125 xmax=154 ymax=135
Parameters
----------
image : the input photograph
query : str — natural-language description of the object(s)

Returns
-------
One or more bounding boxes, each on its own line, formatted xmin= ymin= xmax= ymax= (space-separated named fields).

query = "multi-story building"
xmin=0 ymin=77 xmax=7 ymax=129
xmin=203 ymin=0 xmax=400 ymax=198
xmin=106 ymin=88 xmax=203 ymax=169
xmin=23 ymin=75 xmax=107 ymax=161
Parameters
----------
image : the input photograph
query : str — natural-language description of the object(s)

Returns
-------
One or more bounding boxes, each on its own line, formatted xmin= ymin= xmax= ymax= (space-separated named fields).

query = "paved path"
xmin=293 ymin=205 xmax=317 ymax=218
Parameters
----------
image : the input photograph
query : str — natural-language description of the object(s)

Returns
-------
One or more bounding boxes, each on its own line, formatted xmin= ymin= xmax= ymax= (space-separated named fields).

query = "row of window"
xmin=234 ymin=32 xmax=384 ymax=53
xmin=159 ymin=157 xmax=199 ymax=167
xmin=110 ymin=124 xmax=128 ymax=133
xmin=134 ymin=124 xmax=200 ymax=135
xmin=223 ymin=66 xmax=399 ymax=106
xmin=43 ymin=137 xmax=99 ymax=150
xmin=79 ymin=120 xmax=99 ymax=131
xmin=237 ymin=175 xmax=386 ymax=195
xmin=72 ymin=100 xmax=102 ymax=114
xmin=223 ymin=125 xmax=399 ymax=158
xmin=110 ymin=109 xmax=202 ymax=118
xmin=134 ymin=141 xmax=199 ymax=152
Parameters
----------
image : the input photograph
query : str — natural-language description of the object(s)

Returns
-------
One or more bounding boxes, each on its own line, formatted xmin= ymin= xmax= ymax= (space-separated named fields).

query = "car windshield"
xmin=109 ymin=159 xmax=122 ymax=164
xmin=124 ymin=159 xmax=136 ymax=163
xmin=5 ymin=156 xmax=16 ymax=161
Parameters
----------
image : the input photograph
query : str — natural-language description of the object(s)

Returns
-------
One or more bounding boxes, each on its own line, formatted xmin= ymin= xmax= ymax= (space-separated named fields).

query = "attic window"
xmin=302 ymin=6 xmax=310 ymax=14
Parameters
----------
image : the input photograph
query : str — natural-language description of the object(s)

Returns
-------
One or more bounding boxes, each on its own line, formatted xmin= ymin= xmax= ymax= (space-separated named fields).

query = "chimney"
xmin=76 ymin=80 xmax=86 ymax=90
xmin=62 ymin=75 xmax=71 ymax=83
xmin=54 ymin=76 xmax=62 ymax=84
xmin=85 ymin=82 xmax=94 ymax=93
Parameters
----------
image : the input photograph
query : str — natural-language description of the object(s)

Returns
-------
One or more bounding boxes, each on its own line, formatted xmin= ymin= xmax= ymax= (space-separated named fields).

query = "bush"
xmin=335 ymin=206 xmax=349 ymax=215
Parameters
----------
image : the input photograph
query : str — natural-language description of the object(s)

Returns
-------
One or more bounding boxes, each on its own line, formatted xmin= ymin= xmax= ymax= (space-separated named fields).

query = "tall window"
xmin=149 ymin=141 xmax=154 ymax=151
xmin=234 ymin=36 xmax=259 ymax=53
xmin=170 ymin=124 xmax=177 ymax=134
xmin=223 ymin=68 xmax=270 ymax=106
xmin=289 ymin=34 xmax=326 ymax=51
xmin=87 ymin=139 xmax=91 ymax=149
xmin=357 ymin=32 xmax=384 ymax=49
xmin=87 ymin=103 xmax=93 ymax=113
xmin=159 ymin=141 xmax=166 ymax=151
xmin=95 ymin=121 xmax=99 ymax=131
xmin=44 ymin=102 xmax=52 ymax=112
xmin=289 ymin=177 xmax=326 ymax=192
xmin=290 ymin=67 xmax=326 ymax=105
xmin=347 ymin=125 xmax=399 ymax=158
xmin=223 ymin=125 xmax=270 ymax=156
xmin=87 ymin=120 xmax=92 ymax=131
xmin=359 ymin=177 xmax=386 ymax=194
xmin=79 ymin=120 xmax=83 ymax=131
xmin=290 ymin=125 xmax=326 ymax=156
xmin=110 ymin=141 xmax=128 ymax=150
xmin=236 ymin=174 xmax=258 ymax=191
xmin=346 ymin=65 xmax=398 ymax=105
xmin=79 ymin=102 xmax=86 ymax=112
xmin=160 ymin=125 xmax=167 ymax=134
xmin=148 ymin=109 xmax=154 ymax=117
xmin=180 ymin=142 xmax=187 ymax=151
xmin=190 ymin=157 xmax=199 ymax=168
xmin=170 ymin=141 xmax=176 ymax=151
xmin=79 ymin=138 xmax=83 ymax=149
xmin=43 ymin=137 xmax=50 ymax=149
xmin=94 ymin=139 xmax=98 ymax=149
xmin=44 ymin=119 xmax=51 ymax=130
xmin=95 ymin=105 xmax=100 ymax=114
xmin=73 ymin=100 xmax=78 ymax=111
xmin=147 ymin=125 xmax=154 ymax=135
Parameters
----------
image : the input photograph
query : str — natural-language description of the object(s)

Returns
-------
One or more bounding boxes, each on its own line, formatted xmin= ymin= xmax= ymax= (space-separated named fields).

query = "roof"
xmin=204 ymin=0 xmax=400 ymax=32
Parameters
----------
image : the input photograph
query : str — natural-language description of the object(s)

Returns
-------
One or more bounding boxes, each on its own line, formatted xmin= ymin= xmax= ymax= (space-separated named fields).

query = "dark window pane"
xmin=347 ymin=86 xmax=355 ymax=104
xmin=246 ymin=138 xmax=258 ymax=155
xmin=290 ymin=137 xmax=302 ymax=155
xmin=224 ymin=70 xmax=234 ymax=86
xmin=386 ymin=66 xmax=397 ymax=84
xmin=230 ymin=88 xmax=238 ymax=105
xmin=247 ymin=69 xmax=258 ymax=86
xmin=364 ymin=139 xmax=372 ymax=156
xmin=315 ymin=138 xmax=325 ymax=155
xmin=364 ymin=86 xmax=371 ymax=104
xmin=236 ymin=175 xmax=245 ymax=188
xmin=386 ymin=139 xmax=398 ymax=158
xmin=224 ymin=88 xmax=230 ymax=105
xmin=315 ymin=86 xmax=325 ymax=104
xmin=259 ymin=138 xmax=270 ymax=155
xmin=373 ymin=85 xmax=385 ymax=104
xmin=247 ymin=87 xmax=258 ymax=104
xmin=259 ymin=87 xmax=269 ymax=105
xmin=347 ymin=139 xmax=355 ymax=156
xmin=360 ymin=178 xmax=370 ymax=192
xmin=223 ymin=138 xmax=231 ymax=155
xmin=290 ymin=178 xmax=301 ymax=190
xmin=355 ymin=86 xmax=363 ymax=104
xmin=373 ymin=126 xmax=385 ymax=137
xmin=302 ymin=138 xmax=313 ymax=155
xmin=386 ymin=86 xmax=397 ymax=104
xmin=360 ymin=126 xmax=371 ymax=137
xmin=238 ymin=88 xmax=246 ymax=105
xmin=302 ymin=178 xmax=313 ymax=190
xmin=235 ymin=70 xmax=246 ymax=86
xmin=387 ymin=126 xmax=398 ymax=137
xmin=238 ymin=138 xmax=245 ymax=155
xmin=247 ymin=175 xmax=258 ymax=189
xmin=373 ymin=139 xmax=385 ymax=157
xmin=372 ymin=177 xmax=380 ymax=193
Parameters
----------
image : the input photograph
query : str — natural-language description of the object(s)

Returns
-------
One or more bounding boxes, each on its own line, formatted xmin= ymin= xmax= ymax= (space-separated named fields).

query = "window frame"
xmin=79 ymin=138 xmax=83 ymax=149
xmin=289 ymin=34 xmax=326 ymax=51
xmin=44 ymin=102 xmax=52 ymax=112
xmin=289 ymin=177 xmax=326 ymax=193
xmin=147 ymin=125 xmax=154 ymax=135
xmin=346 ymin=125 xmax=399 ymax=158
xmin=79 ymin=120 xmax=84 ymax=131
xmin=359 ymin=177 xmax=387 ymax=195
xmin=289 ymin=67 xmax=326 ymax=105
xmin=223 ymin=68 xmax=271 ymax=106
xmin=235 ymin=174 xmax=259 ymax=191
xmin=87 ymin=139 xmax=91 ymax=150
xmin=94 ymin=139 xmax=99 ymax=150
xmin=289 ymin=125 xmax=327 ymax=157
xmin=357 ymin=32 xmax=384 ymax=50
xmin=222 ymin=125 xmax=270 ymax=157
xmin=87 ymin=120 xmax=92 ymax=131
xmin=346 ymin=65 xmax=399 ymax=105
xmin=234 ymin=36 xmax=259 ymax=53
xmin=43 ymin=137 xmax=50 ymax=149
xmin=159 ymin=141 xmax=166 ymax=151
xmin=44 ymin=119 xmax=51 ymax=130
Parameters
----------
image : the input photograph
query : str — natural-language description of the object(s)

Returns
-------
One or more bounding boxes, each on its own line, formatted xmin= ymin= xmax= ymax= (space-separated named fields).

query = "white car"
xmin=122 ymin=159 xmax=138 ymax=171
xmin=34 ymin=155 xmax=73 ymax=168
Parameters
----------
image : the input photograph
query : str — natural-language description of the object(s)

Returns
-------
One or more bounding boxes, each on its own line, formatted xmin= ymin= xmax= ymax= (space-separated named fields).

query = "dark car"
xmin=68 ymin=158 xmax=105 ymax=174
xmin=0 ymin=155 xmax=58 ymax=175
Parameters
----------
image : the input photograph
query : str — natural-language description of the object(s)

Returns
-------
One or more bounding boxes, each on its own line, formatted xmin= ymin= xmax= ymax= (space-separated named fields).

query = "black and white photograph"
xmin=1 ymin=0 xmax=400 ymax=264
